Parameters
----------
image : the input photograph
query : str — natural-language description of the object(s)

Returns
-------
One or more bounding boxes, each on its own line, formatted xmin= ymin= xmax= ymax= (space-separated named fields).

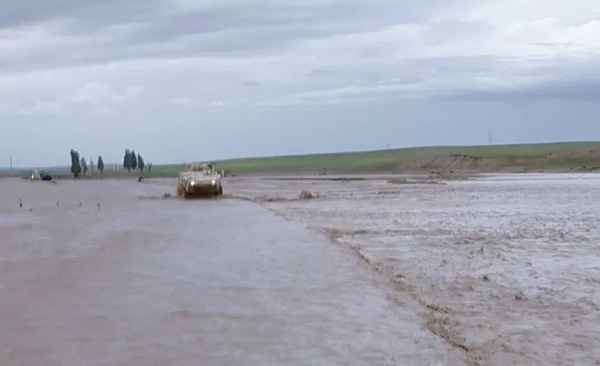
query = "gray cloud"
xmin=0 ymin=0 xmax=162 ymax=29
xmin=1 ymin=0 xmax=472 ymax=72
xmin=452 ymin=78 xmax=600 ymax=102
xmin=1 ymin=0 xmax=600 ymax=166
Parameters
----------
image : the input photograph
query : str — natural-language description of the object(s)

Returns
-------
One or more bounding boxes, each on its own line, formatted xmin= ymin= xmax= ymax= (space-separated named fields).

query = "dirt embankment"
xmin=418 ymin=154 xmax=490 ymax=172
xmin=412 ymin=147 xmax=600 ymax=174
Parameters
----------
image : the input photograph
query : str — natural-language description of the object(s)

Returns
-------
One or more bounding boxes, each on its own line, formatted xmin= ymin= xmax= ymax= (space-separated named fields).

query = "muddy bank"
xmin=226 ymin=174 xmax=600 ymax=365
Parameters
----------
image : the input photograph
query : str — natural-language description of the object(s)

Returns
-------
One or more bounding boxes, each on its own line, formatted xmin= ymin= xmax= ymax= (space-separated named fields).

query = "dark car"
xmin=39 ymin=171 xmax=53 ymax=181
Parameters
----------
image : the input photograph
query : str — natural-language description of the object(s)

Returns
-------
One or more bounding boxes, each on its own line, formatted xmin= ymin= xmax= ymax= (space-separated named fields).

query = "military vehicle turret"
xmin=177 ymin=163 xmax=223 ymax=198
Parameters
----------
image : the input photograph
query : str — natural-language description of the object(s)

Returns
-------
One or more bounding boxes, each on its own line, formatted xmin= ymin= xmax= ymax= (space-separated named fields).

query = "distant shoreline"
xmin=6 ymin=141 xmax=600 ymax=178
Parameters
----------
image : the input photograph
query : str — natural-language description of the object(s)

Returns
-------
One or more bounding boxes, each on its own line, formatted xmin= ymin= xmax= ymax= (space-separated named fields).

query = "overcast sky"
xmin=2 ymin=0 xmax=600 ymax=166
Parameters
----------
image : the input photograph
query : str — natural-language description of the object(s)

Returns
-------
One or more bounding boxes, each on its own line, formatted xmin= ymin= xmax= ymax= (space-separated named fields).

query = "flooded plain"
xmin=2 ymin=174 xmax=600 ymax=365
xmin=0 ymin=177 xmax=463 ymax=366
xmin=227 ymin=174 xmax=600 ymax=365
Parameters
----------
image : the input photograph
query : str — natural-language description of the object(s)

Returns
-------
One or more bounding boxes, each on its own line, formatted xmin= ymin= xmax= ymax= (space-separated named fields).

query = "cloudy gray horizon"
xmin=2 ymin=0 xmax=600 ymax=167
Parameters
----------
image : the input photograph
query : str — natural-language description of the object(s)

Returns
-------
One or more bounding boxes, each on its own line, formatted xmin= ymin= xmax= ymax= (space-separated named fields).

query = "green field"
xmin=145 ymin=141 xmax=600 ymax=176
xmin=8 ymin=142 xmax=600 ymax=179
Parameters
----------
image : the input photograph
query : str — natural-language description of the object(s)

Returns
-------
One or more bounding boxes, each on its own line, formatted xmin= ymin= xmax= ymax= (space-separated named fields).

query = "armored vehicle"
xmin=177 ymin=163 xmax=223 ymax=198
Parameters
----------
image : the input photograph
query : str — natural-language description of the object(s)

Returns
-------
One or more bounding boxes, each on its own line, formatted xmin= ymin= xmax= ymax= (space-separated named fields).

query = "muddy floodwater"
xmin=2 ymin=175 xmax=599 ymax=365
xmin=227 ymin=173 xmax=600 ymax=365
xmin=0 ymin=177 xmax=463 ymax=366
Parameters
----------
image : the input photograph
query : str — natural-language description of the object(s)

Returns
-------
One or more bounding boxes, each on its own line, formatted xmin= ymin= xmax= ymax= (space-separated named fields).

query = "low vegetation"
xmin=7 ymin=142 xmax=600 ymax=179
xmin=145 ymin=141 xmax=600 ymax=176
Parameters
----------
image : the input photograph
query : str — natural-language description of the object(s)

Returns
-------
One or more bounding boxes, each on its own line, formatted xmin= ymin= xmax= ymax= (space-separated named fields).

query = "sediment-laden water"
xmin=228 ymin=173 xmax=600 ymax=365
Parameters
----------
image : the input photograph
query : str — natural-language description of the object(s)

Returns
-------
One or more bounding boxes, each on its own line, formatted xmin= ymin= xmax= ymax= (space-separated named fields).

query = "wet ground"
xmin=226 ymin=174 xmax=600 ymax=365
xmin=0 ymin=178 xmax=463 ymax=366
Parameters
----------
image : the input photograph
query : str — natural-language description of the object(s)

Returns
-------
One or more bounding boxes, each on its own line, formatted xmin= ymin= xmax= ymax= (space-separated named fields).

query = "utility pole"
xmin=9 ymin=156 xmax=13 ymax=170
xmin=488 ymin=132 xmax=494 ymax=145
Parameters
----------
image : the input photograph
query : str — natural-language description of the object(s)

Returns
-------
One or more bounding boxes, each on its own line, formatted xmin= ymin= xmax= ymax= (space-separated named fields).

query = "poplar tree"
xmin=70 ymin=149 xmax=81 ymax=178
xmin=137 ymin=154 xmax=145 ymax=172
xmin=124 ymin=149 xmax=132 ymax=172
xmin=97 ymin=156 xmax=105 ymax=174
xmin=81 ymin=157 xmax=88 ymax=176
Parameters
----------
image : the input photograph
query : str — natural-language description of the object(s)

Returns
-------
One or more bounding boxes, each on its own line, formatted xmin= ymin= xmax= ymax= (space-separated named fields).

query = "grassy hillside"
xmin=16 ymin=142 xmax=599 ymax=179
xmin=145 ymin=141 xmax=600 ymax=176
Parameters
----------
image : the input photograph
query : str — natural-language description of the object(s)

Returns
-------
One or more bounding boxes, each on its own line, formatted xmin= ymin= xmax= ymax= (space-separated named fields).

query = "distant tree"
xmin=123 ymin=149 xmax=131 ymax=172
xmin=81 ymin=157 xmax=88 ymax=176
xmin=70 ymin=149 xmax=81 ymax=178
xmin=89 ymin=157 xmax=95 ymax=175
xmin=131 ymin=150 xmax=138 ymax=171
xmin=148 ymin=163 xmax=152 ymax=173
xmin=97 ymin=156 xmax=104 ymax=174
xmin=137 ymin=154 xmax=145 ymax=173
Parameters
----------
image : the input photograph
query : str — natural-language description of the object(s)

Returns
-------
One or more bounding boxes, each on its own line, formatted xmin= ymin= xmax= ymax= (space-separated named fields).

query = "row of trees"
xmin=69 ymin=149 xmax=151 ymax=178
xmin=70 ymin=149 xmax=104 ymax=178
xmin=123 ymin=149 xmax=147 ymax=172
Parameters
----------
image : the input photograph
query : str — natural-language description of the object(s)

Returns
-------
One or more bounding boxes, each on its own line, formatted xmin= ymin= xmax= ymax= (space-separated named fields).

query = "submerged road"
xmin=0 ymin=179 xmax=463 ymax=365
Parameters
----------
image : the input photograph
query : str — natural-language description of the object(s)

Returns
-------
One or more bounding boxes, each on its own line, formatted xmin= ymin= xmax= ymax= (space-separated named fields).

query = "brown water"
xmin=226 ymin=174 xmax=600 ymax=365
xmin=0 ymin=178 xmax=463 ymax=366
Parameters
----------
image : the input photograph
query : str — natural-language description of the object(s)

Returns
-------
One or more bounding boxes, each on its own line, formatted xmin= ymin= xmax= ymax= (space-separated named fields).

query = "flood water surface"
xmin=3 ymin=174 xmax=599 ymax=365
xmin=0 ymin=178 xmax=462 ymax=366
xmin=226 ymin=174 xmax=600 ymax=365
